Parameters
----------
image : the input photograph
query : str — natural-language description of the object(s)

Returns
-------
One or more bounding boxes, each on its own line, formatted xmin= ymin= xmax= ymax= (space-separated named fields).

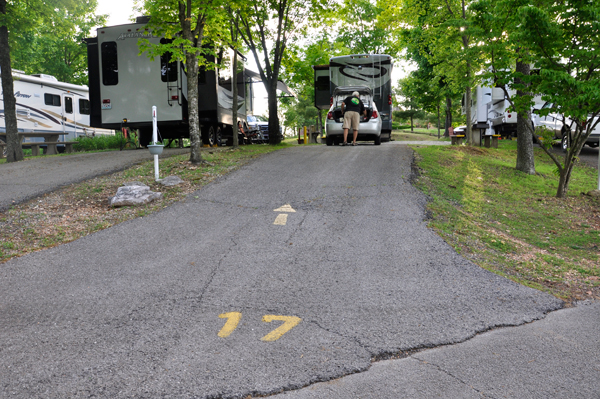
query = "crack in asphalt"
xmin=411 ymin=356 xmax=498 ymax=399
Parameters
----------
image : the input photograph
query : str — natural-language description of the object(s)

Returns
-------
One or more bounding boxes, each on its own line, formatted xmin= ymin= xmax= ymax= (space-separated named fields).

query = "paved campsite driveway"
xmin=0 ymin=148 xmax=188 ymax=211
xmin=0 ymin=145 xmax=563 ymax=398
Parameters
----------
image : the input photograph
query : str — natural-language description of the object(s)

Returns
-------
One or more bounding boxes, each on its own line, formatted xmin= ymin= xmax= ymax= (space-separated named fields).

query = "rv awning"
xmin=245 ymin=69 xmax=295 ymax=97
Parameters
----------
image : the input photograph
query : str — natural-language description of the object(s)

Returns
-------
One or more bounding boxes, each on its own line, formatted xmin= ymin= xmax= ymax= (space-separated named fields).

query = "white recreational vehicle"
xmin=85 ymin=17 xmax=258 ymax=147
xmin=463 ymin=84 xmax=545 ymax=139
xmin=314 ymin=54 xmax=394 ymax=142
xmin=0 ymin=69 xmax=112 ymax=148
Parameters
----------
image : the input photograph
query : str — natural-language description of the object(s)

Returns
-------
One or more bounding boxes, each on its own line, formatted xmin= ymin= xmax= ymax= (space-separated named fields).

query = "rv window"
xmin=160 ymin=38 xmax=177 ymax=82
xmin=316 ymin=76 xmax=329 ymax=91
xmin=79 ymin=99 xmax=91 ymax=115
xmin=65 ymin=97 xmax=73 ymax=114
xmin=101 ymin=42 xmax=119 ymax=86
xmin=44 ymin=94 xmax=61 ymax=106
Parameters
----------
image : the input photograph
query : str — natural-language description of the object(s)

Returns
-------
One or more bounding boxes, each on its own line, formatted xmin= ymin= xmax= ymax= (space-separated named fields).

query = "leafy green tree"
xmin=335 ymin=0 xmax=397 ymax=55
xmin=383 ymin=0 xmax=483 ymax=144
xmin=1 ymin=0 xmax=85 ymax=162
xmin=471 ymin=0 xmax=539 ymax=175
xmin=10 ymin=1 xmax=105 ymax=85
xmin=474 ymin=0 xmax=600 ymax=197
xmin=519 ymin=0 xmax=600 ymax=197
xmin=279 ymin=34 xmax=333 ymax=135
xmin=136 ymin=0 xmax=227 ymax=164
xmin=233 ymin=0 xmax=327 ymax=145
xmin=395 ymin=76 xmax=426 ymax=132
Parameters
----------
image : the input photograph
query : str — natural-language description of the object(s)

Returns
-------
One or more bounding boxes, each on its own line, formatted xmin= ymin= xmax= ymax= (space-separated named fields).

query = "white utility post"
xmin=597 ymin=145 xmax=599 ymax=190
xmin=152 ymin=106 xmax=159 ymax=181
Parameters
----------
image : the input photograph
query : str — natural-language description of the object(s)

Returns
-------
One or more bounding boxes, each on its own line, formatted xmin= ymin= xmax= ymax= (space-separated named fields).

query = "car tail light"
xmin=388 ymin=95 xmax=392 ymax=105
xmin=372 ymin=110 xmax=378 ymax=118
xmin=327 ymin=112 xmax=333 ymax=120
xmin=508 ymin=113 xmax=512 ymax=118
xmin=330 ymin=97 xmax=333 ymax=107
xmin=171 ymin=95 xmax=179 ymax=100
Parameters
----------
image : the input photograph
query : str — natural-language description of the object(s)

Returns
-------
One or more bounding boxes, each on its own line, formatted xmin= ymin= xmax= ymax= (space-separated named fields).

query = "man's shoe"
xmin=342 ymin=142 xmax=348 ymax=146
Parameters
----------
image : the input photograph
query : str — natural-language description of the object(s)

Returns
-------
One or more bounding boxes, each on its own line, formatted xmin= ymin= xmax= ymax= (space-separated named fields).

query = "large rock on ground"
xmin=109 ymin=185 xmax=162 ymax=207
xmin=159 ymin=175 xmax=184 ymax=187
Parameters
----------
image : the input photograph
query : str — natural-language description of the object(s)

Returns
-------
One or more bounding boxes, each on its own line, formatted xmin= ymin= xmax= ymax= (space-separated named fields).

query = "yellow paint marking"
xmin=273 ymin=214 xmax=288 ymax=225
xmin=218 ymin=312 xmax=242 ymax=338
xmin=274 ymin=204 xmax=296 ymax=213
xmin=260 ymin=315 xmax=302 ymax=342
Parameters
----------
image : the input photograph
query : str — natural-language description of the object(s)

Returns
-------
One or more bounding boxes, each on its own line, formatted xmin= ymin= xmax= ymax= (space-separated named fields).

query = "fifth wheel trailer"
xmin=85 ymin=18 xmax=254 ymax=147
xmin=0 ymin=69 xmax=113 ymax=148
xmin=314 ymin=54 xmax=394 ymax=142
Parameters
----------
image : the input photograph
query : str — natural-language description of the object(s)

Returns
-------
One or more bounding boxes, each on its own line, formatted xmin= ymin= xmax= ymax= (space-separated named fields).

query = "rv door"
xmin=61 ymin=94 xmax=76 ymax=141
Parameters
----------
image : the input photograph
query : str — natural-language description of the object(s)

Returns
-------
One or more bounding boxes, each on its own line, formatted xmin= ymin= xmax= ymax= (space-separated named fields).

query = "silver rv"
xmin=85 ymin=17 xmax=253 ymax=147
xmin=314 ymin=54 xmax=394 ymax=142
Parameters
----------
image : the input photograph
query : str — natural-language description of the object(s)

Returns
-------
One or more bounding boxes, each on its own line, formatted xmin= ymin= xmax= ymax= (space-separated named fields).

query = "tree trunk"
xmin=465 ymin=85 xmax=473 ymax=145
xmin=557 ymin=162 xmax=574 ymax=198
xmin=267 ymin=78 xmax=280 ymax=144
xmin=186 ymin=52 xmax=203 ymax=164
xmin=410 ymin=114 xmax=414 ymax=132
xmin=437 ymin=103 xmax=441 ymax=139
xmin=231 ymin=49 xmax=239 ymax=148
xmin=0 ymin=2 xmax=24 ymax=163
xmin=515 ymin=60 xmax=535 ymax=175
xmin=444 ymin=96 xmax=452 ymax=137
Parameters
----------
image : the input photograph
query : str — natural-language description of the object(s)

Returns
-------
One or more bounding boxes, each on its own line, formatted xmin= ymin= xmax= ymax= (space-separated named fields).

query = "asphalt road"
xmin=0 ymin=144 xmax=566 ymax=398
xmin=0 ymin=148 xmax=188 ymax=212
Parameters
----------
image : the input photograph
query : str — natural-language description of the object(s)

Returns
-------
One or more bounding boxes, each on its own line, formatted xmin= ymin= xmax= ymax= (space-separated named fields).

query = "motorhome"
xmin=314 ymin=54 xmax=394 ymax=142
xmin=85 ymin=17 xmax=256 ymax=147
xmin=0 ymin=69 xmax=112 ymax=147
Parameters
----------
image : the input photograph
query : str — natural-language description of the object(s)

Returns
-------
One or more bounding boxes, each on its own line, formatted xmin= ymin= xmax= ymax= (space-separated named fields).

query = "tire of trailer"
xmin=201 ymin=125 xmax=215 ymax=146
xmin=215 ymin=125 xmax=222 ymax=147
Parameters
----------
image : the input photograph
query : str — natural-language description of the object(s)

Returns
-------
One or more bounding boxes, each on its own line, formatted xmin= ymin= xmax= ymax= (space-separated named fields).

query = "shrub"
xmin=74 ymin=133 xmax=125 ymax=152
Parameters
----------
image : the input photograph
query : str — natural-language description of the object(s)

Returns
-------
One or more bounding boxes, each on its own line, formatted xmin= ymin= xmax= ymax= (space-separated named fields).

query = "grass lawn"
xmin=411 ymin=140 xmax=599 ymax=303
xmin=392 ymin=128 xmax=449 ymax=141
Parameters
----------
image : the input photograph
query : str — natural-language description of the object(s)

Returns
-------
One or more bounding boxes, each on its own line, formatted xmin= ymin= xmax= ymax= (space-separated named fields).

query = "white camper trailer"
xmin=0 ymin=69 xmax=112 ymax=148
xmin=314 ymin=54 xmax=394 ymax=142
xmin=462 ymin=85 xmax=516 ymax=138
xmin=85 ymin=18 xmax=256 ymax=147
xmin=463 ymin=83 xmax=546 ymax=139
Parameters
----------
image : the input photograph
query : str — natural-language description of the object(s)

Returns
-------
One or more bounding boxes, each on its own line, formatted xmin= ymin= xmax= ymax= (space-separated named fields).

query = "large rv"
xmin=314 ymin=54 xmax=394 ymax=141
xmin=85 ymin=18 xmax=254 ymax=147
xmin=0 ymin=69 xmax=112 ymax=146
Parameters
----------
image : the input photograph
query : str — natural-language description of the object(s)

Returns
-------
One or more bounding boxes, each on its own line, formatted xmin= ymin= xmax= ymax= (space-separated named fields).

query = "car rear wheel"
xmin=374 ymin=135 xmax=381 ymax=145
xmin=326 ymin=135 xmax=333 ymax=146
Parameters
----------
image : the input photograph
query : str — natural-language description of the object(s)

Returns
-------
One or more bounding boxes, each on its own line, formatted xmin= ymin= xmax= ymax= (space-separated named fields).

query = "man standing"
xmin=341 ymin=91 xmax=366 ymax=146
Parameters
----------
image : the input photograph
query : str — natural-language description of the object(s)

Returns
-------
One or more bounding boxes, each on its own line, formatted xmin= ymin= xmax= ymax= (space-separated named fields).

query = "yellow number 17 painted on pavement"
xmin=217 ymin=312 xmax=302 ymax=342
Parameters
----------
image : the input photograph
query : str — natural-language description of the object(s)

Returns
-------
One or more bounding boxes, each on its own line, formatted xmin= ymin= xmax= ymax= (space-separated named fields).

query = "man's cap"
xmin=352 ymin=91 xmax=360 ymax=97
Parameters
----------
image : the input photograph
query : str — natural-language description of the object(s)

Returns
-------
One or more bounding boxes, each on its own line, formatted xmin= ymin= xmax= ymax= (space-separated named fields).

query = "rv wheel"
xmin=201 ymin=125 xmax=215 ymax=146
xmin=214 ymin=126 xmax=222 ymax=147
